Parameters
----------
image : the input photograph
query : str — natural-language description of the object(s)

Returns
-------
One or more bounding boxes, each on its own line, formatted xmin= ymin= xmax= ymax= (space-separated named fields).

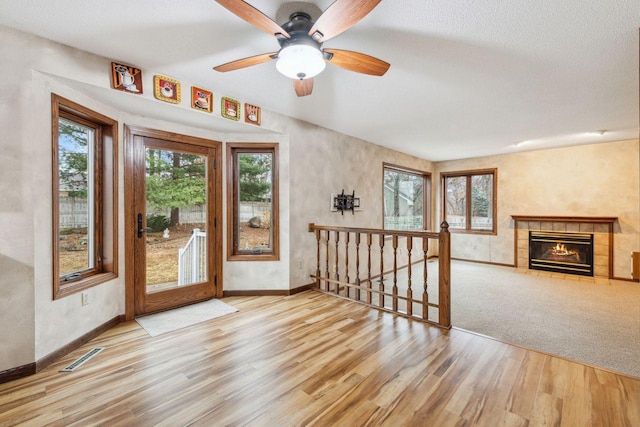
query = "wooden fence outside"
xmin=60 ymin=197 xmax=270 ymax=228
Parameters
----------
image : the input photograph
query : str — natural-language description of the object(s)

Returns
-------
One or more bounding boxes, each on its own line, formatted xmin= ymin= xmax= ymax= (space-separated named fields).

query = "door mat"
xmin=136 ymin=299 xmax=238 ymax=337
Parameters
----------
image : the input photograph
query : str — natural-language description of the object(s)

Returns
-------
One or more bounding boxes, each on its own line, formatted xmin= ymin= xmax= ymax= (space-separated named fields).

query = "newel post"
xmin=309 ymin=223 xmax=321 ymax=288
xmin=438 ymin=221 xmax=451 ymax=328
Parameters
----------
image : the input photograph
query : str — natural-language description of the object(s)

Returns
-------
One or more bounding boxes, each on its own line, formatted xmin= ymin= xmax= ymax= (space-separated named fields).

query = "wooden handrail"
xmin=308 ymin=221 xmax=451 ymax=329
xmin=308 ymin=223 xmax=441 ymax=239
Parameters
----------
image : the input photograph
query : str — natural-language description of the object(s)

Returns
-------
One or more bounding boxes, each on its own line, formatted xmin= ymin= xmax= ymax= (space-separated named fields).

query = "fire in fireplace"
xmin=529 ymin=231 xmax=594 ymax=276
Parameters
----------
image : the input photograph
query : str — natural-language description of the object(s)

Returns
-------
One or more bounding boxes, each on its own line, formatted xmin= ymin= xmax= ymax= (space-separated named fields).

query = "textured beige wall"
xmin=30 ymin=74 xmax=126 ymax=362
xmin=0 ymin=27 xmax=39 ymax=370
xmin=263 ymin=115 xmax=435 ymax=288
xmin=434 ymin=140 xmax=640 ymax=279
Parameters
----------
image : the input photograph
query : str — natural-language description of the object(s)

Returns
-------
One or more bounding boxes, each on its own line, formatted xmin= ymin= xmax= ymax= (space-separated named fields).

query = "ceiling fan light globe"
xmin=276 ymin=45 xmax=325 ymax=80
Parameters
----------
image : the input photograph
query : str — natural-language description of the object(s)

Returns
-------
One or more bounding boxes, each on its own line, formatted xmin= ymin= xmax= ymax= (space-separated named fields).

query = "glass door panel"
xmin=144 ymin=147 xmax=208 ymax=294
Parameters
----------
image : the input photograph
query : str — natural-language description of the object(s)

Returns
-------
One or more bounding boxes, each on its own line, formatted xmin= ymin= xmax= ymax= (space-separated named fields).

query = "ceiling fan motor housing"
xmin=278 ymin=12 xmax=323 ymax=49
xmin=276 ymin=12 xmax=326 ymax=80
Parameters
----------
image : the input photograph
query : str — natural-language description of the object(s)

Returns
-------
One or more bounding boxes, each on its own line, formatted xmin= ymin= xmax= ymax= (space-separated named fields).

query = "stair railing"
xmin=308 ymin=221 xmax=451 ymax=328
xmin=178 ymin=228 xmax=207 ymax=286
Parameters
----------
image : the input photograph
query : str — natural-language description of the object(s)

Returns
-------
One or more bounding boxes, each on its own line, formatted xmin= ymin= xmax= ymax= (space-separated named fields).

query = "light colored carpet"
xmin=136 ymin=299 xmax=238 ymax=337
xmin=443 ymin=261 xmax=640 ymax=378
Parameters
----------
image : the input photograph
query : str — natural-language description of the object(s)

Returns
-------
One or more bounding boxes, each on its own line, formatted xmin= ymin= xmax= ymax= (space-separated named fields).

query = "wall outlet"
xmin=297 ymin=259 xmax=303 ymax=270
xmin=81 ymin=292 xmax=89 ymax=306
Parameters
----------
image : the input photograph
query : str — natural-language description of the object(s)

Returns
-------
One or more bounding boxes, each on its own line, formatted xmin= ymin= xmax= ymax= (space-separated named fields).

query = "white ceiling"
xmin=1 ymin=0 xmax=638 ymax=161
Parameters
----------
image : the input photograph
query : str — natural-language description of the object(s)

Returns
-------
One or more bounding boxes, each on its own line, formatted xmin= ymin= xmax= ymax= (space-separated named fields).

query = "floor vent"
xmin=60 ymin=347 xmax=105 ymax=372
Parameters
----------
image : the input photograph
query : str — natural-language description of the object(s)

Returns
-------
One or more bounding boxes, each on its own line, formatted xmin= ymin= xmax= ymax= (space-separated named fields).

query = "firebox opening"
xmin=529 ymin=231 xmax=594 ymax=276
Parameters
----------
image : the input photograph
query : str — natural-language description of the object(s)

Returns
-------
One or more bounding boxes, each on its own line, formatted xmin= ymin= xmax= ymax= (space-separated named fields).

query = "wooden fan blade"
xmin=215 ymin=0 xmax=290 ymax=38
xmin=324 ymin=48 xmax=390 ymax=76
xmin=308 ymin=0 xmax=381 ymax=42
xmin=213 ymin=52 xmax=277 ymax=72
xmin=294 ymin=78 xmax=314 ymax=97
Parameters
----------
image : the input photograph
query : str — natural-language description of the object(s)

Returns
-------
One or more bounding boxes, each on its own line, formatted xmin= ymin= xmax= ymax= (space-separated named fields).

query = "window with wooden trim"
xmin=52 ymin=94 xmax=118 ymax=299
xmin=227 ymin=143 xmax=279 ymax=261
xmin=383 ymin=163 xmax=431 ymax=230
xmin=441 ymin=169 xmax=497 ymax=234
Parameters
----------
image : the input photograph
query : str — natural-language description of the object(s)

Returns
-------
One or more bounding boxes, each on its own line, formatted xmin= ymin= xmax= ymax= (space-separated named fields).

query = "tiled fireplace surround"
xmin=512 ymin=216 xmax=617 ymax=279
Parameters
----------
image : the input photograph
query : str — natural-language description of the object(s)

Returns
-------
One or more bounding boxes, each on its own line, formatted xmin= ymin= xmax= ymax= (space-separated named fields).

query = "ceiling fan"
xmin=213 ymin=0 xmax=390 ymax=97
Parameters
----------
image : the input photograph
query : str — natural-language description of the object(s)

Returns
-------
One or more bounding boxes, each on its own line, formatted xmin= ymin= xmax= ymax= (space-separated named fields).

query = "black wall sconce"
xmin=333 ymin=190 xmax=360 ymax=215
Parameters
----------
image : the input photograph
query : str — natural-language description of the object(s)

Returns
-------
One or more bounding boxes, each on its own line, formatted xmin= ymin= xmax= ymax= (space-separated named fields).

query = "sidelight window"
xmin=52 ymin=94 xmax=118 ymax=298
xmin=227 ymin=143 xmax=279 ymax=261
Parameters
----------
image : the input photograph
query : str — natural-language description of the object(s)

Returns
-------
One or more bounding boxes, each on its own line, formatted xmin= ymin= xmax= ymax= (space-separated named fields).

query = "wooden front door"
xmin=125 ymin=126 xmax=222 ymax=317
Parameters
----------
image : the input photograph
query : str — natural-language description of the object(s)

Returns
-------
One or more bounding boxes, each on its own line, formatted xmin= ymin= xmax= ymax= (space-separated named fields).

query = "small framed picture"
xmin=191 ymin=86 xmax=213 ymax=113
xmin=111 ymin=62 xmax=143 ymax=94
xmin=154 ymin=75 xmax=181 ymax=104
xmin=221 ymin=96 xmax=240 ymax=121
xmin=244 ymin=103 xmax=261 ymax=125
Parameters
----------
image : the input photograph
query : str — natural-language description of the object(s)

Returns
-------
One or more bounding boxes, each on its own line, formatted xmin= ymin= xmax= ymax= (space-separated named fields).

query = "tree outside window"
xmin=383 ymin=164 xmax=430 ymax=230
xmin=145 ymin=149 xmax=207 ymax=228
xmin=52 ymin=94 xmax=117 ymax=299
xmin=227 ymin=143 xmax=279 ymax=261
xmin=57 ymin=118 xmax=97 ymax=277
xmin=441 ymin=169 xmax=496 ymax=234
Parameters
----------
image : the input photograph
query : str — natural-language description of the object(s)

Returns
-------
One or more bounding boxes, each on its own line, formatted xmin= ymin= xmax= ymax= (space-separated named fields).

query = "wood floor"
xmin=1 ymin=291 xmax=638 ymax=426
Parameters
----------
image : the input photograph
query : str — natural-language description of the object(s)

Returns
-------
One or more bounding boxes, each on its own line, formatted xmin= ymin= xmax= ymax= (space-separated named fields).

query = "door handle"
xmin=137 ymin=213 xmax=144 ymax=238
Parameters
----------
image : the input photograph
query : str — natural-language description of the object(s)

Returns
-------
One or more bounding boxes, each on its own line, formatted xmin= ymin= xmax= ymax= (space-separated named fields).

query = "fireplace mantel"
xmin=511 ymin=215 xmax=617 ymax=224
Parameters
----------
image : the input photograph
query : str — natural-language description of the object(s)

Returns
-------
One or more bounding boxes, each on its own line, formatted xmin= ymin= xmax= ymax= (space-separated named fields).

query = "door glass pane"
xmin=445 ymin=176 xmax=467 ymax=229
xmin=471 ymin=174 xmax=493 ymax=230
xmin=384 ymin=169 xmax=424 ymax=230
xmin=145 ymin=148 xmax=207 ymax=293
xmin=58 ymin=118 xmax=95 ymax=277
xmin=237 ymin=152 xmax=273 ymax=252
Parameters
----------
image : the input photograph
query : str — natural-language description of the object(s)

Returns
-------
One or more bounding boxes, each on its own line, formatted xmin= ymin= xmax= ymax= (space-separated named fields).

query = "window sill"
xmin=448 ymin=229 xmax=497 ymax=236
xmin=228 ymin=253 xmax=280 ymax=262
xmin=54 ymin=271 xmax=117 ymax=300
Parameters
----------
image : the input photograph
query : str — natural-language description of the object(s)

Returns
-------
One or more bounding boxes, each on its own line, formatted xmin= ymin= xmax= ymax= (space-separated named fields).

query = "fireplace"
xmin=512 ymin=215 xmax=616 ymax=279
xmin=529 ymin=231 xmax=594 ymax=276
